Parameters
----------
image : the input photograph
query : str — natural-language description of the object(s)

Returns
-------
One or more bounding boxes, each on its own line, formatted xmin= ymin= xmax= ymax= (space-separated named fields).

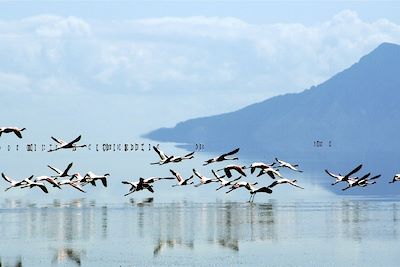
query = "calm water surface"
xmin=0 ymin=197 xmax=399 ymax=266
xmin=1 ymin=139 xmax=400 ymax=266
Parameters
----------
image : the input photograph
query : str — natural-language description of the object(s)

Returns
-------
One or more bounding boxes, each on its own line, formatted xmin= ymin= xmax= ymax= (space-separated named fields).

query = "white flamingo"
xmin=47 ymin=162 xmax=74 ymax=178
xmin=257 ymin=166 xmax=282 ymax=179
xmin=247 ymin=185 xmax=273 ymax=202
xmin=192 ymin=169 xmax=218 ymax=187
xmin=249 ymin=162 xmax=276 ymax=174
xmin=267 ymin=178 xmax=304 ymax=189
xmin=0 ymin=127 xmax=26 ymax=138
xmin=35 ymin=176 xmax=61 ymax=189
xmin=212 ymin=170 xmax=242 ymax=191
xmin=203 ymin=148 xmax=240 ymax=166
xmin=217 ymin=164 xmax=247 ymax=178
xmin=48 ymin=135 xmax=86 ymax=152
xmin=275 ymin=158 xmax=303 ymax=172
xmin=21 ymin=179 xmax=49 ymax=193
xmin=1 ymin=173 xmax=30 ymax=191
xmin=122 ymin=178 xmax=154 ymax=196
xmin=325 ymin=164 xmax=362 ymax=185
xmin=389 ymin=174 xmax=400 ymax=184
xmin=226 ymin=181 xmax=258 ymax=194
xmin=83 ymin=172 xmax=110 ymax=187
xmin=170 ymin=169 xmax=194 ymax=187
xmin=342 ymin=173 xmax=380 ymax=191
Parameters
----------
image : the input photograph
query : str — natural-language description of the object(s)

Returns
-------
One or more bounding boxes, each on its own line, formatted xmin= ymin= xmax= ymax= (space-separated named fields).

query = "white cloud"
xmin=0 ymin=10 xmax=400 ymax=117
xmin=0 ymin=72 xmax=31 ymax=93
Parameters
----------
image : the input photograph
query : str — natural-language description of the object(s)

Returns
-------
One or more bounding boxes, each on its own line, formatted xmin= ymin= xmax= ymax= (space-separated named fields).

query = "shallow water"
xmin=1 ymin=134 xmax=400 ymax=266
xmin=1 ymin=198 xmax=399 ymax=266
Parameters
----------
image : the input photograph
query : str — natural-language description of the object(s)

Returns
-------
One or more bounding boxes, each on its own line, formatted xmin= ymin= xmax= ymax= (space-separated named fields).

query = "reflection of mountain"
xmin=145 ymin=43 xmax=400 ymax=153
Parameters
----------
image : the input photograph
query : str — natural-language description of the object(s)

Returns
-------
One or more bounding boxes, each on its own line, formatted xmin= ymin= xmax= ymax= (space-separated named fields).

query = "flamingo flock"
xmin=122 ymin=146 xmax=305 ymax=202
xmin=2 ymin=162 xmax=109 ymax=194
xmin=1 ymin=126 xmax=399 ymax=201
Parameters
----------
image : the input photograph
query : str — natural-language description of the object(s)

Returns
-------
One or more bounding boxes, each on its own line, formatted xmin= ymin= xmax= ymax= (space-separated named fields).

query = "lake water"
xmin=1 ymin=197 xmax=400 ymax=266
xmin=1 ymin=137 xmax=400 ymax=266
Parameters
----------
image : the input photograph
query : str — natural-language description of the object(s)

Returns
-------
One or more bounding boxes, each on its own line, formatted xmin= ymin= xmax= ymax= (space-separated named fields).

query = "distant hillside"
xmin=145 ymin=43 xmax=400 ymax=154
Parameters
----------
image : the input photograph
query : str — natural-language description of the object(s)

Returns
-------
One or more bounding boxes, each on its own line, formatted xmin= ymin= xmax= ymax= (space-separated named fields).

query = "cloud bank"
xmin=1 ymin=10 xmax=400 ymax=117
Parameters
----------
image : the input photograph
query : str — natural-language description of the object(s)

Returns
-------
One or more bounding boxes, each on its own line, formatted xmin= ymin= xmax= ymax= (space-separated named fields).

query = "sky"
xmin=1 ymin=1 xmax=400 ymax=131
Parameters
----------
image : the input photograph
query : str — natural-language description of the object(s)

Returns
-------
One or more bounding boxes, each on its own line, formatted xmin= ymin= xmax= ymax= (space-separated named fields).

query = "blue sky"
xmin=1 ymin=1 xmax=400 ymax=132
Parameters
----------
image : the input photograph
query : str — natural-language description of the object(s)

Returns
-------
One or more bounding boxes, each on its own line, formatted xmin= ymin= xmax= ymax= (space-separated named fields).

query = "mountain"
xmin=144 ymin=42 xmax=400 ymax=154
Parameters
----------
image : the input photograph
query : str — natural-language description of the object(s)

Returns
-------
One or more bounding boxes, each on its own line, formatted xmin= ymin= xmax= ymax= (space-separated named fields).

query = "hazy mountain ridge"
xmin=145 ymin=42 xmax=400 ymax=153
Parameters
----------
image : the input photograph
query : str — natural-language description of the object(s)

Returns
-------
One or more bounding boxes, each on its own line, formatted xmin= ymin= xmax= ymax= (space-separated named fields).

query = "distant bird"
xmin=325 ymin=164 xmax=362 ymax=185
xmin=267 ymin=178 xmax=304 ymax=189
xmin=0 ymin=127 xmax=26 ymax=138
xmin=59 ymin=177 xmax=86 ymax=193
xmin=217 ymin=164 xmax=247 ymax=178
xmin=21 ymin=179 xmax=49 ymax=193
xmin=342 ymin=173 xmax=381 ymax=191
xmin=47 ymin=162 xmax=74 ymax=178
xmin=151 ymin=146 xmax=195 ymax=165
xmin=83 ymin=172 xmax=110 ymax=187
xmin=192 ymin=169 xmax=218 ymax=187
xmin=163 ymin=151 xmax=195 ymax=164
xmin=226 ymin=181 xmax=258 ymax=194
xmin=203 ymin=148 xmax=240 ymax=166
xmin=70 ymin=173 xmax=85 ymax=183
xmin=1 ymin=173 xmax=30 ymax=191
xmin=170 ymin=169 xmax=194 ymax=187
xmin=212 ymin=170 xmax=242 ymax=191
xmin=275 ymin=158 xmax=303 ymax=172
xmin=48 ymin=135 xmax=87 ymax=152
xmin=247 ymin=186 xmax=273 ymax=202
xmin=35 ymin=176 xmax=61 ymax=189
xmin=249 ymin=162 xmax=276 ymax=174
xmin=256 ymin=166 xmax=282 ymax=179
xmin=151 ymin=146 xmax=170 ymax=165
xmin=141 ymin=176 xmax=175 ymax=184
xmin=389 ymin=174 xmax=400 ymax=184
xmin=122 ymin=178 xmax=154 ymax=196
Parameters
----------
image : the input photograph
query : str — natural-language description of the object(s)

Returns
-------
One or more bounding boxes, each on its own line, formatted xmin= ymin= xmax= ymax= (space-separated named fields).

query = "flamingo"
xmin=151 ymin=146 xmax=195 ymax=165
xmin=83 ymin=172 xmax=110 ymax=187
xmin=256 ymin=166 xmax=282 ymax=179
xmin=248 ymin=162 xmax=276 ymax=174
xmin=342 ymin=173 xmax=380 ymax=191
xmin=122 ymin=178 xmax=154 ymax=196
xmin=151 ymin=146 xmax=170 ymax=165
xmin=212 ymin=170 xmax=242 ymax=191
xmin=267 ymin=178 xmax=304 ymax=189
xmin=21 ymin=179 xmax=49 ymax=193
xmin=163 ymin=151 xmax=195 ymax=164
xmin=35 ymin=176 xmax=61 ymax=189
xmin=226 ymin=181 xmax=258 ymax=194
xmin=192 ymin=169 xmax=218 ymax=187
xmin=47 ymin=162 xmax=74 ymax=178
xmin=170 ymin=169 xmax=194 ymax=187
xmin=203 ymin=148 xmax=240 ymax=166
xmin=248 ymin=186 xmax=273 ymax=202
xmin=0 ymin=127 xmax=26 ymax=138
xmin=48 ymin=135 xmax=87 ymax=152
xmin=389 ymin=174 xmax=400 ymax=184
xmin=325 ymin=164 xmax=362 ymax=185
xmin=217 ymin=164 xmax=247 ymax=178
xmin=1 ymin=173 xmax=30 ymax=191
xmin=59 ymin=176 xmax=86 ymax=193
xmin=141 ymin=176 xmax=175 ymax=184
xmin=275 ymin=158 xmax=303 ymax=172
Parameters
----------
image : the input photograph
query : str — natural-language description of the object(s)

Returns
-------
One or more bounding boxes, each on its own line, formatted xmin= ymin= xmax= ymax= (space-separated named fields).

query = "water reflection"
xmin=0 ymin=198 xmax=400 ymax=265
xmin=51 ymin=248 xmax=85 ymax=266
xmin=0 ymin=256 xmax=22 ymax=267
